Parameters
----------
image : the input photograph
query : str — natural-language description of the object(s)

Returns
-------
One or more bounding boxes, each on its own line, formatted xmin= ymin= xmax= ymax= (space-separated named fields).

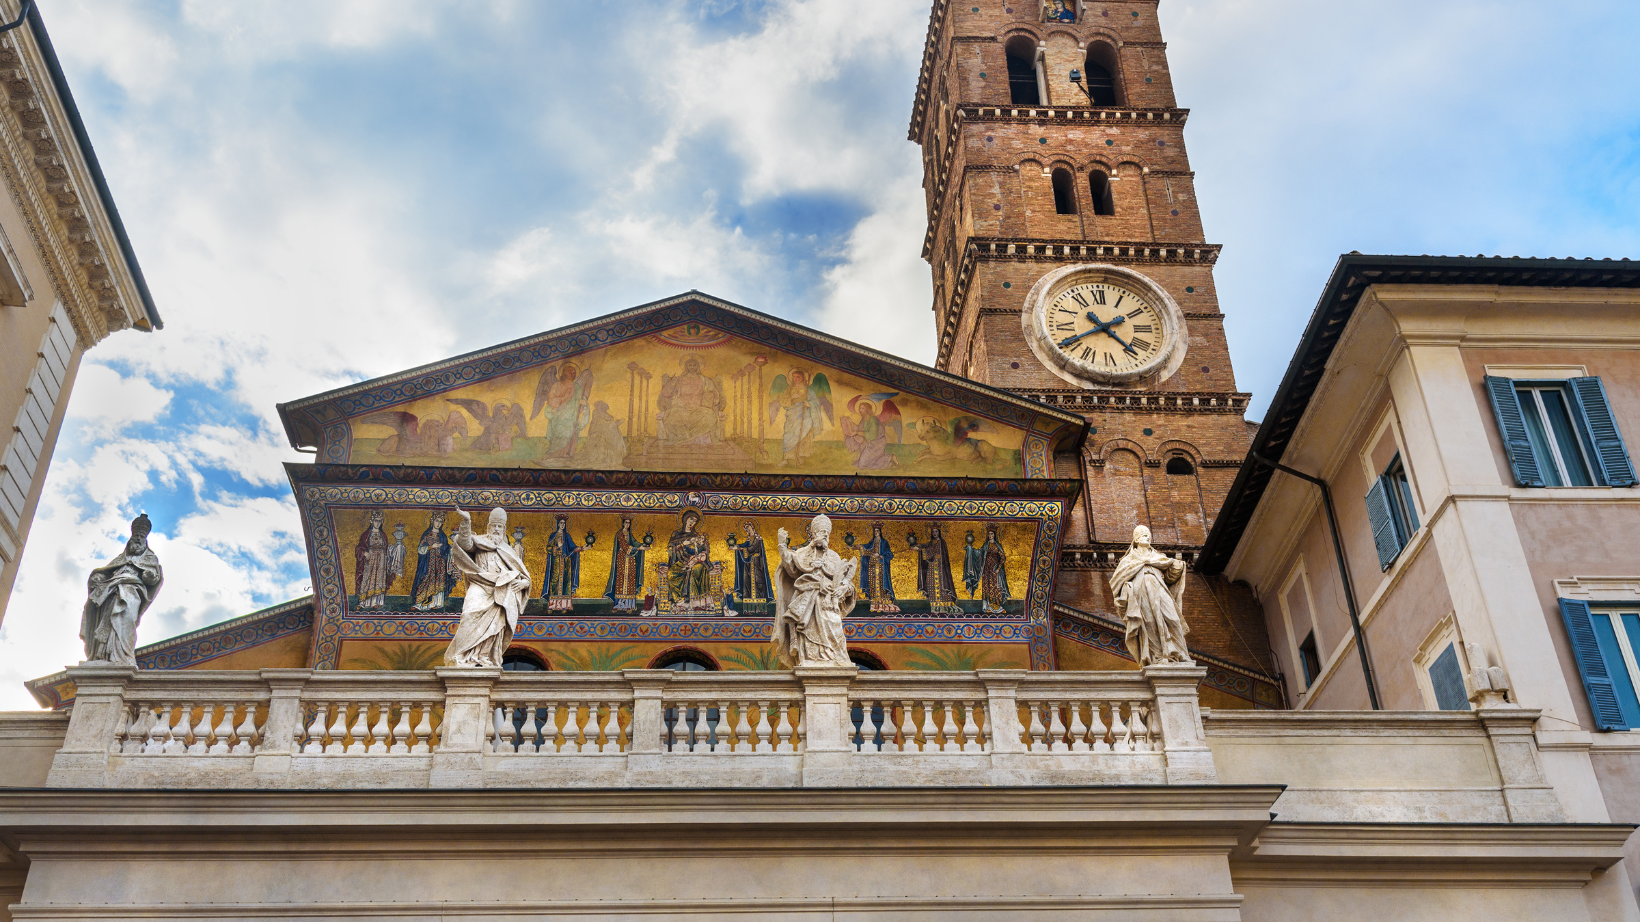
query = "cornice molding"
xmin=0 ymin=20 xmax=147 ymax=344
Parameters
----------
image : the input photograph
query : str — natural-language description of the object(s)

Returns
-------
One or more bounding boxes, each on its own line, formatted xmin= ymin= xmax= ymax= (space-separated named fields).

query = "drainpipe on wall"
xmin=1251 ymin=452 xmax=1382 ymax=710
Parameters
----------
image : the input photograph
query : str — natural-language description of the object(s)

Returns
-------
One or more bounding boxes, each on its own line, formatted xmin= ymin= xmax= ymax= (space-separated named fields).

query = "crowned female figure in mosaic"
xmin=80 ymin=513 xmax=164 ymax=667
xmin=604 ymin=516 xmax=646 ymax=612
xmin=444 ymin=507 xmax=532 ymax=668
xmin=772 ymin=514 xmax=856 ymax=668
xmin=411 ymin=511 xmax=455 ymax=611
xmin=667 ymin=508 xmax=712 ymax=610
xmin=730 ymin=519 xmax=772 ymax=614
xmin=911 ymin=524 xmax=961 ymax=614
xmin=1110 ymin=525 xmax=1192 ymax=667
xmin=353 ymin=510 xmax=390 ymax=610
xmin=857 ymin=521 xmax=899 ymax=613
xmin=541 ymin=514 xmax=581 ymax=611
xmin=978 ymin=527 xmax=1010 ymax=615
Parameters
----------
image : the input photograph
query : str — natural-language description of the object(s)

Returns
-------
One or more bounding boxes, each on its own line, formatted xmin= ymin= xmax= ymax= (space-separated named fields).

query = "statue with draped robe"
xmin=1109 ymin=525 xmax=1191 ymax=666
xmin=80 ymin=513 xmax=163 ymax=667
xmin=771 ymin=514 xmax=856 ymax=668
xmin=443 ymin=507 xmax=532 ymax=667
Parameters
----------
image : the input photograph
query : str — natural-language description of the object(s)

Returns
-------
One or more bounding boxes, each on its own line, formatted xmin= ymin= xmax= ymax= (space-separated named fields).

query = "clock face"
xmin=1020 ymin=264 xmax=1187 ymax=387
xmin=1044 ymin=282 xmax=1166 ymax=378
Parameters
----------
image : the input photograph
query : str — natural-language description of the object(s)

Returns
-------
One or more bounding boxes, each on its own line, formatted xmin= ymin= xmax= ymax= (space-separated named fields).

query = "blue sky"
xmin=2 ymin=0 xmax=1638 ymax=706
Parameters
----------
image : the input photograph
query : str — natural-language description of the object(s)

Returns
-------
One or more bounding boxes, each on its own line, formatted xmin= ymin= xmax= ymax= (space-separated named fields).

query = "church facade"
xmin=1 ymin=1 xmax=1638 ymax=920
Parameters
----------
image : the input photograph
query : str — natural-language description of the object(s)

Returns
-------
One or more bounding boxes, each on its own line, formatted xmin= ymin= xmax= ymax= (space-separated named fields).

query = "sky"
xmin=2 ymin=0 xmax=1638 ymax=707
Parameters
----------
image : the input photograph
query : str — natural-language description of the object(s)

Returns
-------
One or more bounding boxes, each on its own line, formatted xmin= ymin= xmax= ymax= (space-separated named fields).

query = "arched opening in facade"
xmin=1165 ymin=456 xmax=1196 ymax=476
xmin=649 ymin=647 xmax=719 ymax=671
xmin=501 ymin=647 xmax=548 ymax=671
xmin=651 ymin=647 xmax=721 ymax=750
xmin=1005 ymin=37 xmax=1042 ymax=105
xmin=1051 ymin=167 xmax=1078 ymax=215
xmin=849 ymin=649 xmax=887 ymax=671
xmin=1083 ymin=44 xmax=1122 ymax=106
xmin=1088 ymin=170 xmax=1116 ymax=216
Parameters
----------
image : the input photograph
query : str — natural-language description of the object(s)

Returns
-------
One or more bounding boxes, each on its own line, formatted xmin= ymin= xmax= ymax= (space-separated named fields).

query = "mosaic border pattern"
xmin=278 ymin=297 xmax=1084 ymax=478
xmin=297 ymin=470 xmax=1068 ymax=672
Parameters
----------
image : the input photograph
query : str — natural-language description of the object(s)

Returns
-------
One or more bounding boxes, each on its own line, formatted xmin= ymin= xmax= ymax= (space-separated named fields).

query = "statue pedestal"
xmin=46 ymin=664 xmax=136 ymax=787
xmin=795 ymin=665 xmax=859 ymax=783
xmin=1143 ymin=663 xmax=1216 ymax=784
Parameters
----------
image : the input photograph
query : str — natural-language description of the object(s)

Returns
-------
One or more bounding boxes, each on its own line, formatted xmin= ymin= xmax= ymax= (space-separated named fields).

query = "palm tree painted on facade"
xmin=344 ymin=643 xmax=445 ymax=671
xmin=546 ymin=645 xmax=648 ymax=672
xmin=903 ymin=646 xmax=1021 ymax=671
xmin=721 ymin=647 xmax=782 ymax=671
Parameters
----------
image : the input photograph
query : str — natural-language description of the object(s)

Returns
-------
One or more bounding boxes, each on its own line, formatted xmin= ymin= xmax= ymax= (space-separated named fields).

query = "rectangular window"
xmin=1364 ymin=454 xmax=1419 ymax=570
xmin=1299 ymin=631 xmax=1322 ymax=687
xmin=1427 ymin=642 xmax=1471 ymax=711
xmin=1486 ymin=375 xmax=1637 ymax=488
xmin=1559 ymin=598 xmax=1640 ymax=731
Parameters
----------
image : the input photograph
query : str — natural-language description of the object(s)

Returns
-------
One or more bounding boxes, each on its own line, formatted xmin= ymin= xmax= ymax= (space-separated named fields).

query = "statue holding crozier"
xmin=1109 ymin=525 xmax=1192 ymax=667
xmin=81 ymin=513 xmax=164 ymax=667
xmin=771 ymin=514 xmax=857 ymax=668
xmin=443 ymin=507 xmax=532 ymax=668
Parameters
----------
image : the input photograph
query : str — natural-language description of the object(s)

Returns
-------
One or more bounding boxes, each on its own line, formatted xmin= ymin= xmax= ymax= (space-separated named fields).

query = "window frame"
xmin=1485 ymin=374 xmax=1637 ymax=489
xmin=1515 ymin=381 xmax=1596 ymax=487
xmin=1298 ymin=630 xmax=1322 ymax=689
xmin=1413 ymin=615 xmax=1470 ymax=712
xmin=1365 ymin=452 xmax=1420 ymax=571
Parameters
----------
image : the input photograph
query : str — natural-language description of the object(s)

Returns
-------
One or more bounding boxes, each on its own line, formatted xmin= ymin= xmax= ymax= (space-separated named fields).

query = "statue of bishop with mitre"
xmin=1109 ymin=525 xmax=1192 ymax=667
xmin=81 ymin=513 xmax=164 ymax=667
xmin=443 ymin=507 xmax=532 ymax=668
xmin=772 ymin=513 xmax=857 ymax=668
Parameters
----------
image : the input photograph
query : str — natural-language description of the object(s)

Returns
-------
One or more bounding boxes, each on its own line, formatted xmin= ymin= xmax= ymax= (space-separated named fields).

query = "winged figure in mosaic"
xmin=358 ymin=409 xmax=468 ymax=457
xmin=532 ymin=362 xmax=594 ymax=459
xmin=768 ymin=369 xmax=833 ymax=465
xmin=446 ymin=398 xmax=527 ymax=453
xmin=841 ymin=393 xmax=902 ymax=470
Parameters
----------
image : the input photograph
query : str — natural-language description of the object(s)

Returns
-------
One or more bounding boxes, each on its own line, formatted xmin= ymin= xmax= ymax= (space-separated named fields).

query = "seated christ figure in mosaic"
xmin=1109 ymin=525 xmax=1192 ymax=667
xmin=772 ymin=514 xmax=857 ymax=668
xmin=443 ymin=507 xmax=532 ymax=667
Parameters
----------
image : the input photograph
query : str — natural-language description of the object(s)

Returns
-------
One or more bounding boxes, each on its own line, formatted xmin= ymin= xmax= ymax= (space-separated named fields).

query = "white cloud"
xmin=65 ymin=364 xmax=173 ymax=438
xmin=818 ymin=172 xmax=934 ymax=363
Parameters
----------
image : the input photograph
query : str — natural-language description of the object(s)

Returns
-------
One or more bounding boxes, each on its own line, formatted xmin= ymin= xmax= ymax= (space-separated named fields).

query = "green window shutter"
xmin=1484 ymin=375 xmax=1545 ymax=487
xmin=1558 ymin=598 xmax=1629 ymax=730
xmin=1363 ymin=476 xmax=1401 ymax=571
xmin=1428 ymin=643 xmax=1471 ymax=711
xmin=1568 ymin=377 xmax=1637 ymax=487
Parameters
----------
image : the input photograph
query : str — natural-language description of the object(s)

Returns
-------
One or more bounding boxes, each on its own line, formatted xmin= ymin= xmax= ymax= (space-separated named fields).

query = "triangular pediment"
xmin=278 ymin=292 xmax=1083 ymax=478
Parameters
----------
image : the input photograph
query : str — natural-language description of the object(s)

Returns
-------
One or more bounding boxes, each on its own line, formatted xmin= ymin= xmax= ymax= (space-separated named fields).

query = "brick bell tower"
xmin=910 ymin=1 xmax=1268 ymax=659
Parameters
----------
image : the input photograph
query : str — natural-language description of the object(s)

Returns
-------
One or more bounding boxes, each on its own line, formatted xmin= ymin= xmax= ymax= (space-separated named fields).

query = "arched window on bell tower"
xmin=1083 ymin=44 xmax=1122 ymax=106
xmin=1089 ymin=170 xmax=1116 ymax=216
xmin=1051 ymin=167 xmax=1077 ymax=215
xmin=1005 ymin=38 xmax=1042 ymax=105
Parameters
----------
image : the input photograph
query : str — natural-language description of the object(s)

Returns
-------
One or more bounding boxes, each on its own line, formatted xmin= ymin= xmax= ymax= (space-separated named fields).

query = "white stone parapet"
xmin=40 ymin=664 xmax=1212 ymax=789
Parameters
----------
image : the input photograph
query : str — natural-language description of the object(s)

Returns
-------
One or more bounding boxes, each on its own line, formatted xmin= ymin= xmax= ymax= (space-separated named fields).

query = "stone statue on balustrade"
xmin=443 ymin=507 xmax=532 ymax=668
xmin=771 ymin=514 xmax=857 ymax=668
xmin=80 ymin=513 xmax=164 ymax=667
xmin=1109 ymin=525 xmax=1192 ymax=667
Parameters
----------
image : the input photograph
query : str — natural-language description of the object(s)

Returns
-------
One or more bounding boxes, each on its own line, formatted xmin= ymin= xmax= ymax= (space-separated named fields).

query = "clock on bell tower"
xmin=909 ymin=0 xmax=1254 ymax=555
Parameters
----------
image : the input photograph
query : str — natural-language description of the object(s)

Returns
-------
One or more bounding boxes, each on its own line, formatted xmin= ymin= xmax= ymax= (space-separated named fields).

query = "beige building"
xmin=0 ymin=1 xmax=160 ymax=621
xmin=1201 ymin=253 xmax=1640 ymax=904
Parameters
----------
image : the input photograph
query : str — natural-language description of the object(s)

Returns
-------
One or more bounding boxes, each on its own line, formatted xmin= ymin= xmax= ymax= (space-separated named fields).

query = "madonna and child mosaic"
xmin=342 ymin=324 xmax=1028 ymax=477
xmin=337 ymin=505 xmax=1033 ymax=619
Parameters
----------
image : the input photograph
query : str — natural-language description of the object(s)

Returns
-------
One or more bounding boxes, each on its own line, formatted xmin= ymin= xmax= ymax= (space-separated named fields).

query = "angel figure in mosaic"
xmin=447 ymin=398 xmax=528 ymax=453
xmin=768 ymin=368 xmax=832 ymax=465
xmin=444 ymin=507 xmax=532 ymax=668
xmin=977 ymin=526 xmax=1010 ymax=614
xmin=541 ymin=514 xmax=584 ymax=611
xmin=1109 ymin=525 xmax=1191 ymax=667
xmin=411 ymin=511 xmax=458 ymax=611
xmin=358 ymin=408 xmax=468 ymax=457
xmin=604 ymin=516 xmax=649 ymax=612
xmin=856 ymin=520 xmax=899 ymax=613
xmin=771 ymin=514 xmax=856 ymax=668
xmin=908 ymin=523 xmax=962 ymax=614
xmin=533 ymin=362 xmax=595 ymax=459
xmin=841 ymin=393 xmax=902 ymax=470
xmin=353 ymin=510 xmax=390 ymax=610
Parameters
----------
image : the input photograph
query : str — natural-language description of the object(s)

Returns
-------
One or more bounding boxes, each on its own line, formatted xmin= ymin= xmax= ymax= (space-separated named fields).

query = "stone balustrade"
xmin=41 ymin=663 xmax=1215 ymax=789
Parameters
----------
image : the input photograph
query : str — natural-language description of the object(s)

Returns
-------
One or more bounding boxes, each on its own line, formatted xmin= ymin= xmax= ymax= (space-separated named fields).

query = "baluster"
xmin=876 ymin=702 xmax=897 ymax=753
xmin=616 ymin=704 xmax=631 ymax=752
xmin=734 ymin=700 xmax=754 ymax=753
xmin=187 ymin=705 xmax=212 ymax=755
xmin=962 ymin=701 xmax=984 ymax=753
xmin=939 ymin=702 xmax=962 ymax=753
xmin=210 ymin=704 xmax=235 ymax=755
xmin=1091 ymin=702 xmax=1111 ymax=753
xmin=602 ymin=703 xmax=621 ymax=753
xmin=563 ymin=701 xmax=584 ymax=753
xmin=1026 ymin=703 xmax=1048 ymax=753
xmin=1068 ymin=701 xmax=1090 ymax=752
xmin=302 ymin=704 xmax=328 ymax=754
xmin=389 ymin=703 xmax=412 ymax=754
xmin=325 ymin=704 xmax=348 ymax=754
xmin=124 ymin=704 xmax=150 ymax=754
xmin=686 ymin=702 xmax=702 ymax=753
xmin=518 ymin=702 xmax=541 ymax=754
xmin=368 ymin=702 xmax=391 ymax=754
xmin=108 ymin=703 xmax=131 ymax=754
xmin=754 ymin=701 xmax=774 ymax=753
xmin=866 ymin=701 xmax=885 ymax=753
xmin=507 ymin=704 xmax=525 ymax=753
xmin=540 ymin=702 xmax=561 ymax=753
xmin=896 ymin=700 xmax=915 ymax=752
xmin=716 ymin=700 xmax=734 ymax=753
xmin=411 ymin=704 xmax=434 ymax=754
xmin=794 ymin=701 xmax=805 ymax=751
xmin=1047 ymin=701 xmax=1070 ymax=753
xmin=163 ymin=705 xmax=187 ymax=754
xmin=1109 ymin=702 xmax=1131 ymax=753
xmin=144 ymin=704 xmax=168 ymax=754
xmin=235 ymin=704 xmax=261 ymax=755
xmin=919 ymin=700 xmax=938 ymax=753
xmin=346 ymin=704 xmax=370 ymax=755
xmin=775 ymin=702 xmax=795 ymax=753
xmin=586 ymin=703 xmax=604 ymax=753
xmin=1130 ymin=704 xmax=1150 ymax=752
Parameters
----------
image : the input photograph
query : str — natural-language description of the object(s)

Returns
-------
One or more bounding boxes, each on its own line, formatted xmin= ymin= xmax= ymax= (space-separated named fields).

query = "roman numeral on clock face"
xmin=1131 ymin=337 xmax=1153 ymax=352
xmin=1132 ymin=324 xmax=1153 ymax=333
xmin=1070 ymin=291 xmax=1089 ymax=308
xmin=1080 ymin=346 xmax=1092 ymax=361
xmin=1103 ymin=352 xmax=1116 ymax=367
xmin=1055 ymin=322 xmax=1075 ymax=331
xmin=1092 ymin=289 xmax=1106 ymax=305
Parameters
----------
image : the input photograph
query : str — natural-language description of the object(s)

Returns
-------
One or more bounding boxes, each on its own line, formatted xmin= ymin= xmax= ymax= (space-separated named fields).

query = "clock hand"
xmin=1083 ymin=312 xmax=1139 ymax=356
xmin=1056 ymin=326 xmax=1104 ymax=349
